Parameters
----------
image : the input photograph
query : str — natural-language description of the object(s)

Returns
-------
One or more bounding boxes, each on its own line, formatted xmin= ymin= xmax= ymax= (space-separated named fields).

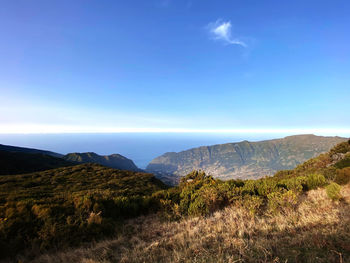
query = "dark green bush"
xmin=330 ymin=140 xmax=350 ymax=155
xmin=267 ymin=190 xmax=298 ymax=214
xmin=306 ymin=173 xmax=326 ymax=190
xmin=333 ymin=153 xmax=350 ymax=169
xmin=279 ymin=176 xmax=307 ymax=193
xmin=189 ymin=185 xmax=226 ymax=216
xmin=243 ymin=195 xmax=264 ymax=215
xmin=273 ymin=170 xmax=295 ymax=179
xmin=334 ymin=167 xmax=350 ymax=185
xmin=321 ymin=166 xmax=338 ymax=180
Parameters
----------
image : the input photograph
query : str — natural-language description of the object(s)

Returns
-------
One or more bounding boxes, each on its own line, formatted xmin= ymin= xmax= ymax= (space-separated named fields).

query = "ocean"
xmin=0 ymin=133 xmax=291 ymax=169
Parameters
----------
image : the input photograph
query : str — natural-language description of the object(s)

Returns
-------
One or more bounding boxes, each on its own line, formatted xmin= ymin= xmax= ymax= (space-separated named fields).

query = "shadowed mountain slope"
xmin=0 ymin=144 xmax=141 ymax=175
xmin=0 ymin=151 xmax=74 ymax=175
xmin=0 ymin=144 xmax=62 ymax=158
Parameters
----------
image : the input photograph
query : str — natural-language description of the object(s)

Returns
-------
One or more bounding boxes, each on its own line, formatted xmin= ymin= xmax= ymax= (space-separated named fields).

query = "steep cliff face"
xmin=63 ymin=152 xmax=140 ymax=171
xmin=146 ymin=135 xmax=347 ymax=182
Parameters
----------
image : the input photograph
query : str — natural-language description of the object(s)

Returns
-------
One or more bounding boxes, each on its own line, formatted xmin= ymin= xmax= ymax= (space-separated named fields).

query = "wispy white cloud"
xmin=208 ymin=20 xmax=246 ymax=47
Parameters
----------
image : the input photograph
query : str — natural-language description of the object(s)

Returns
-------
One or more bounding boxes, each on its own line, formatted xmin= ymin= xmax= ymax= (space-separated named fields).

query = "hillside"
xmin=2 ymin=139 xmax=350 ymax=262
xmin=30 ymin=184 xmax=350 ymax=263
xmin=22 ymin=139 xmax=350 ymax=263
xmin=0 ymin=143 xmax=142 ymax=174
xmin=147 ymin=134 xmax=346 ymax=183
xmin=0 ymin=163 xmax=166 ymax=259
xmin=0 ymin=151 xmax=74 ymax=175
xmin=63 ymin=152 xmax=140 ymax=171
xmin=0 ymin=144 xmax=62 ymax=158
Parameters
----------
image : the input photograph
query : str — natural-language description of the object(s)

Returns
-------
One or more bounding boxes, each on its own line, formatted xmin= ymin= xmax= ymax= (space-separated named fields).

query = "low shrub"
xmin=326 ymin=183 xmax=342 ymax=201
xmin=186 ymin=184 xmax=226 ymax=216
xmin=279 ymin=176 xmax=307 ymax=193
xmin=306 ymin=173 xmax=326 ymax=190
xmin=321 ymin=166 xmax=338 ymax=181
xmin=330 ymin=140 xmax=350 ymax=155
xmin=243 ymin=195 xmax=264 ymax=215
xmin=333 ymin=153 xmax=350 ymax=169
xmin=267 ymin=190 xmax=298 ymax=214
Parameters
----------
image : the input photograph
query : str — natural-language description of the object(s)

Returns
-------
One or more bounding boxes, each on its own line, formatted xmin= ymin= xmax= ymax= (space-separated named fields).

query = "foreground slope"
xmin=31 ymin=184 xmax=350 ymax=263
xmin=18 ymin=140 xmax=350 ymax=263
xmin=0 ymin=164 xmax=166 ymax=258
xmin=147 ymin=134 xmax=346 ymax=182
xmin=18 ymin=139 xmax=350 ymax=263
xmin=63 ymin=152 xmax=140 ymax=171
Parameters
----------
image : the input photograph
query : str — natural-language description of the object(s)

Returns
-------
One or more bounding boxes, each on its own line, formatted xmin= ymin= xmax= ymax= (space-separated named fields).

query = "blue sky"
xmin=1 ymin=0 xmax=350 ymax=134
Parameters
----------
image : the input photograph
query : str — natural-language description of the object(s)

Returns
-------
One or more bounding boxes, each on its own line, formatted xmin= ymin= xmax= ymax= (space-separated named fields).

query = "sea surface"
xmin=0 ymin=133 xmax=290 ymax=169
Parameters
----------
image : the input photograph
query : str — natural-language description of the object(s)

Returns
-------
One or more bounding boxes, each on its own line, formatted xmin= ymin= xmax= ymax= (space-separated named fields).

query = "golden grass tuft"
xmin=19 ymin=183 xmax=350 ymax=263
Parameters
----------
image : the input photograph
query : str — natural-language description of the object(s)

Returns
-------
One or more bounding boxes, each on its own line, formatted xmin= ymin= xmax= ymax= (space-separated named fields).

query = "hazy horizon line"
xmin=0 ymin=126 xmax=350 ymax=136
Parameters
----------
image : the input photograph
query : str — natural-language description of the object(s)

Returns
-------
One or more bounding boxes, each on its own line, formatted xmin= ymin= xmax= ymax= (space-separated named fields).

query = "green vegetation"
xmin=1 ymin=139 xmax=350 ymax=261
xmin=306 ymin=173 xmax=326 ymax=189
xmin=326 ymin=182 xmax=342 ymax=201
xmin=63 ymin=152 xmax=140 ymax=171
xmin=151 ymin=140 xmax=350 ymax=219
xmin=334 ymin=167 xmax=350 ymax=184
xmin=147 ymin=135 xmax=346 ymax=182
xmin=0 ymin=164 xmax=166 ymax=258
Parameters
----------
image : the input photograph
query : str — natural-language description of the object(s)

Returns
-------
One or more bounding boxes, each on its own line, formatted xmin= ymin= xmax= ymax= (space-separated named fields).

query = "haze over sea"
xmin=0 ymin=133 xmax=296 ymax=168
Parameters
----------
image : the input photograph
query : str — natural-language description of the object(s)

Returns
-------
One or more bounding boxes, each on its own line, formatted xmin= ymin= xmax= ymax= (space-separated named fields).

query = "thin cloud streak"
xmin=208 ymin=20 xmax=246 ymax=47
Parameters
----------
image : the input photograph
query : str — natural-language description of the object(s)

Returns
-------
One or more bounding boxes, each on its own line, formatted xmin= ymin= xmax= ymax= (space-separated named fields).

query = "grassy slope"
xmin=30 ymin=183 xmax=350 ymax=263
xmin=0 ymin=164 xmax=166 ymax=259
xmin=0 ymin=163 xmax=163 ymax=199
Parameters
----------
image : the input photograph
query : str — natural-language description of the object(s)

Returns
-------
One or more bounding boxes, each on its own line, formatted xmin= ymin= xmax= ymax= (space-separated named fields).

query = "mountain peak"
xmin=63 ymin=152 xmax=140 ymax=171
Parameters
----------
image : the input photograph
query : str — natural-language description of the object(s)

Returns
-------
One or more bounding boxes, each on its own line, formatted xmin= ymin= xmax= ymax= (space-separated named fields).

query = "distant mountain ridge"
xmin=146 ymin=134 xmax=347 ymax=183
xmin=0 ymin=144 xmax=63 ymax=158
xmin=0 ymin=144 xmax=141 ymax=175
xmin=63 ymin=152 xmax=141 ymax=171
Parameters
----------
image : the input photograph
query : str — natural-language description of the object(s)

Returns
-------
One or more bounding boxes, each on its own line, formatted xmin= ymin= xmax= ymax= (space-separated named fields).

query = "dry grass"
xmin=17 ymin=184 xmax=350 ymax=263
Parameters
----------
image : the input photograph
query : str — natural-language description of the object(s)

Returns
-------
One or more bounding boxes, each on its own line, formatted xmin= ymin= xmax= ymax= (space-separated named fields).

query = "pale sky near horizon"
xmin=1 ymin=0 xmax=350 ymax=134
